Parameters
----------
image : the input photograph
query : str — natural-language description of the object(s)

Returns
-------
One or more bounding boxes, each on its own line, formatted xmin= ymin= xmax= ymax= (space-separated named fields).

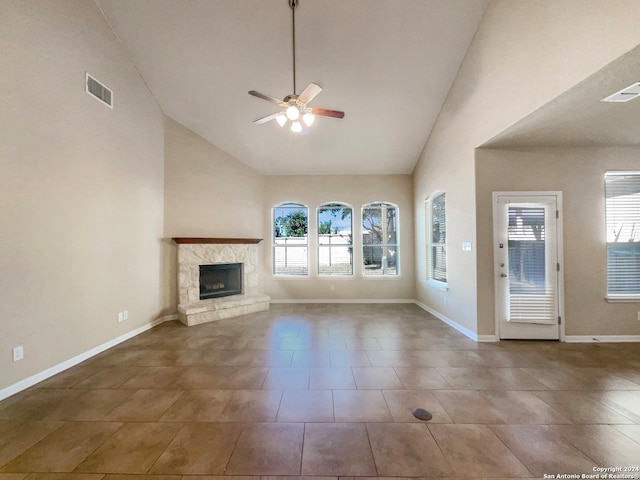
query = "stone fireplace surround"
xmin=173 ymin=238 xmax=270 ymax=326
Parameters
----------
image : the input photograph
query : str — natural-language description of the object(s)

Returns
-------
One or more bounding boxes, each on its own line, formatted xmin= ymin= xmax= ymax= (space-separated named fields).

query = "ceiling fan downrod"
xmin=290 ymin=0 xmax=297 ymax=95
xmin=247 ymin=0 xmax=345 ymax=131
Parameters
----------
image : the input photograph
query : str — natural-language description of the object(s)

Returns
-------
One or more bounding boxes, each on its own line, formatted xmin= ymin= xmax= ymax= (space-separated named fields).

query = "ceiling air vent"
xmin=601 ymin=82 xmax=640 ymax=103
xmin=86 ymin=73 xmax=113 ymax=108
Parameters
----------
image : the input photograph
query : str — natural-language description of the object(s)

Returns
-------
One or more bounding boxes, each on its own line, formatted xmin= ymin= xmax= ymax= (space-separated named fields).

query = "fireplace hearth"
xmin=200 ymin=263 xmax=242 ymax=299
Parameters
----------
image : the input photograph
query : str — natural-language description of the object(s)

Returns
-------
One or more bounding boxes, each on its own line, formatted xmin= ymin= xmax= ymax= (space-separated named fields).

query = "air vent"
xmin=601 ymin=82 xmax=640 ymax=103
xmin=86 ymin=73 xmax=113 ymax=108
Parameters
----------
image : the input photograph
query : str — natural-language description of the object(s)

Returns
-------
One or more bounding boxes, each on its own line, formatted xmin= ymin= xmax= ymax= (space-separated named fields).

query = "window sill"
xmin=317 ymin=274 xmax=355 ymax=279
xmin=426 ymin=279 xmax=448 ymax=291
xmin=362 ymin=275 xmax=401 ymax=280
xmin=606 ymin=296 xmax=640 ymax=303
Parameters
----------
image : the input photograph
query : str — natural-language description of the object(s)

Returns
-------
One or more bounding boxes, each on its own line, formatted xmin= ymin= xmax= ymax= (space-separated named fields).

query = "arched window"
xmin=318 ymin=202 xmax=353 ymax=275
xmin=362 ymin=202 xmax=399 ymax=276
xmin=426 ymin=192 xmax=447 ymax=285
xmin=273 ymin=202 xmax=308 ymax=275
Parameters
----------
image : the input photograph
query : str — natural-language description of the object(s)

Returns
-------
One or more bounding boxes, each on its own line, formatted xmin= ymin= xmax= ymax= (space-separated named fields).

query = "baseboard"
xmin=0 ymin=315 xmax=175 ymax=402
xmin=477 ymin=334 xmax=498 ymax=342
xmin=269 ymin=298 xmax=416 ymax=304
xmin=564 ymin=335 xmax=640 ymax=343
xmin=414 ymin=301 xmax=496 ymax=342
xmin=159 ymin=313 xmax=179 ymax=323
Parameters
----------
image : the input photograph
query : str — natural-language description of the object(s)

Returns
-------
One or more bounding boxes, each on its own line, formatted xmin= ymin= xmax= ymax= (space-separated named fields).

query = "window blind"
xmin=605 ymin=173 xmax=640 ymax=297
xmin=429 ymin=193 xmax=447 ymax=283
xmin=507 ymin=206 xmax=557 ymax=324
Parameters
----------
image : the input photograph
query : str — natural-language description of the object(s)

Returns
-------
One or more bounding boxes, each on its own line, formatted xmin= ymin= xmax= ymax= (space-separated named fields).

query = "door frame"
xmin=492 ymin=191 xmax=566 ymax=341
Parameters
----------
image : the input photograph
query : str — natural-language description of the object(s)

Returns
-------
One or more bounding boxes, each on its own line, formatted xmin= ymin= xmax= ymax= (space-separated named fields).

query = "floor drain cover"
xmin=412 ymin=408 xmax=433 ymax=421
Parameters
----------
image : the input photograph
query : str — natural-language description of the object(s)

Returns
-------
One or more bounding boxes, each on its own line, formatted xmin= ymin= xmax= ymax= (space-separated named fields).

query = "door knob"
xmin=500 ymin=273 xmax=508 ymax=277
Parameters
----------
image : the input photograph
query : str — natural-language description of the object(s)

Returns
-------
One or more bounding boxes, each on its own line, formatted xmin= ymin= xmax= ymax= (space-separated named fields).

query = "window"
xmin=362 ymin=202 xmax=398 ymax=276
xmin=273 ymin=203 xmax=308 ymax=275
xmin=318 ymin=203 xmax=353 ymax=275
xmin=605 ymin=172 xmax=640 ymax=298
xmin=426 ymin=192 xmax=447 ymax=285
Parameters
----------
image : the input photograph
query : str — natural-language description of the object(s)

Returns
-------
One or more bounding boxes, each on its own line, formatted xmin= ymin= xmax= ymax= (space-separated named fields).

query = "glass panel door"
xmin=494 ymin=194 xmax=561 ymax=340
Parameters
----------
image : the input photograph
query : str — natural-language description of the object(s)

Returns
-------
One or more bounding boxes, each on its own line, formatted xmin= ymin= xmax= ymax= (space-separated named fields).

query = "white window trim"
xmin=604 ymin=171 xmax=640 ymax=301
xmin=606 ymin=295 xmax=640 ymax=303
xmin=426 ymin=278 xmax=449 ymax=291
xmin=426 ymin=191 xmax=447 ymax=288
xmin=361 ymin=201 xmax=400 ymax=277
xmin=272 ymin=202 xmax=309 ymax=277
xmin=317 ymin=202 xmax=355 ymax=277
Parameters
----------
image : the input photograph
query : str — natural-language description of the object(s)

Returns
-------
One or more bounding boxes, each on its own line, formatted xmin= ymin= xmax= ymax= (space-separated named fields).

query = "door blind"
xmin=605 ymin=173 xmax=640 ymax=297
xmin=507 ymin=205 xmax=558 ymax=324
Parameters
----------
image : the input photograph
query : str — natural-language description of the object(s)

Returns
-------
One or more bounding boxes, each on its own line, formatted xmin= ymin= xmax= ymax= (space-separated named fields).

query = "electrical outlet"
xmin=123 ymin=310 xmax=128 ymax=321
xmin=13 ymin=346 xmax=24 ymax=362
xmin=118 ymin=312 xmax=124 ymax=323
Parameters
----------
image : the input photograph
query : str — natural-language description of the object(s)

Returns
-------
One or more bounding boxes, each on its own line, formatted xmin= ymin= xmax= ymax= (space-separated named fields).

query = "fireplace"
xmin=199 ymin=263 xmax=243 ymax=299
xmin=173 ymin=238 xmax=270 ymax=326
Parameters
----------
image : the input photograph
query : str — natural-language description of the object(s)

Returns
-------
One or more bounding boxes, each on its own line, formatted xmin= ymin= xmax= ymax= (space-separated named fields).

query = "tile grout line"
xmin=364 ymin=421 xmax=380 ymax=477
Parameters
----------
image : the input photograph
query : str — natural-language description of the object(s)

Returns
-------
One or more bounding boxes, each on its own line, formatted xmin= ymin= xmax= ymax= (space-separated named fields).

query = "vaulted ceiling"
xmin=95 ymin=0 xmax=488 ymax=175
xmin=483 ymin=44 xmax=640 ymax=149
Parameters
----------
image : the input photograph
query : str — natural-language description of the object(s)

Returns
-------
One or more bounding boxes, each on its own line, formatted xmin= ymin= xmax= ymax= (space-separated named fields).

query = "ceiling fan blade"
xmin=248 ymin=90 xmax=283 ymax=106
xmin=254 ymin=112 xmax=281 ymax=125
xmin=297 ymin=83 xmax=322 ymax=105
xmin=310 ymin=107 xmax=345 ymax=119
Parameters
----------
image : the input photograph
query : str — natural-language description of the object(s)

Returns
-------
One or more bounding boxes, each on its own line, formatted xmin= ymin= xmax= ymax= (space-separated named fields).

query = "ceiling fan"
xmin=248 ymin=0 xmax=345 ymax=133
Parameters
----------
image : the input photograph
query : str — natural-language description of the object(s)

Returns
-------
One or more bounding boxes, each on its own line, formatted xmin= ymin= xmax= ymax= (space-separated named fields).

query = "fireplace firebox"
xmin=199 ymin=263 xmax=243 ymax=300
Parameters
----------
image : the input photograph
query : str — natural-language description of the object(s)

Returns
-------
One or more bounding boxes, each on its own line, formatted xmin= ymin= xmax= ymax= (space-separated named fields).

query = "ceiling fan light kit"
xmin=248 ymin=0 xmax=344 ymax=133
xmin=302 ymin=112 xmax=315 ymax=126
xmin=286 ymin=105 xmax=300 ymax=120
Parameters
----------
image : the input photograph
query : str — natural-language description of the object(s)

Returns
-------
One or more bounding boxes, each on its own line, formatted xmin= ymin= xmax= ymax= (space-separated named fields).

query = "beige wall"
xmin=162 ymin=117 xmax=266 ymax=312
xmin=413 ymin=0 xmax=640 ymax=336
xmin=162 ymin=129 xmax=414 ymax=303
xmin=264 ymin=175 xmax=415 ymax=301
xmin=476 ymin=147 xmax=640 ymax=337
xmin=0 ymin=0 xmax=165 ymax=391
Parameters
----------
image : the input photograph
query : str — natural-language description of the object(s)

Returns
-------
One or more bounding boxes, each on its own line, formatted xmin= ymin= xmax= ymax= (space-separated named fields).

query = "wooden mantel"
xmin=172 ymin=237 xmax=263 ymax=244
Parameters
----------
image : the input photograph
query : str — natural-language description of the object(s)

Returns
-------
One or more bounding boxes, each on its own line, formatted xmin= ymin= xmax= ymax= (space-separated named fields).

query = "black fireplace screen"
xmin=199 ymin=263 xmax=243 ymax=300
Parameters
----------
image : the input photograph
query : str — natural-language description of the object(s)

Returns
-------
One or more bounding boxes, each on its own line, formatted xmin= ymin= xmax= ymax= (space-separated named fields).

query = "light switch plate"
xmin=13 ymin=346 xmax=24 ymax=362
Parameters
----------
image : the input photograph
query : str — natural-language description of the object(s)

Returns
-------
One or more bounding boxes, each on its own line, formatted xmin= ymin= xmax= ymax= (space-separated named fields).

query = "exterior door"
xmin=493 ymin=193 xmax=563 ymax=340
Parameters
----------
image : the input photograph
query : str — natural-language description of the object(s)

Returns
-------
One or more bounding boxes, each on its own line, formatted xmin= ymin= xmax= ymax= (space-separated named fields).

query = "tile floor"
xmin=1 ymin=303 xmax=640 ymax=479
